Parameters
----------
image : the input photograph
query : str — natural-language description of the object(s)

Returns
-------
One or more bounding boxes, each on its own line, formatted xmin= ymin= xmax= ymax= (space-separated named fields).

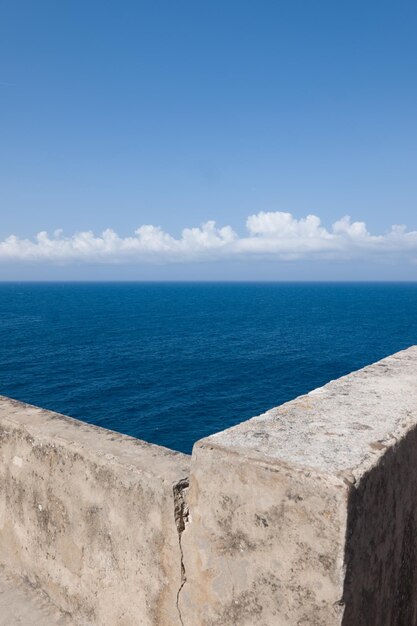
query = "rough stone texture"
xmin=2 ymin=347 xmax=417 ymax=625
xmin=180 ymin=346 xmax=417 ymax=625
xmin=0 ymin=567 xmax=70 ymax=625
xmin=0 ymin=396 xmax=190 ymax=626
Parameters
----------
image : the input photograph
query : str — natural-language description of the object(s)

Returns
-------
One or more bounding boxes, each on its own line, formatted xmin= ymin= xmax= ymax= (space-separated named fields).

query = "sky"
xmin=0 ymin=0 xmax=416 ymax=280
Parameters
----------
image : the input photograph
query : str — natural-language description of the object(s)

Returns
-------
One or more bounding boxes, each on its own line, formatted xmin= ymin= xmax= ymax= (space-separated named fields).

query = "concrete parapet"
xmin=1 ymin=347 xmax=417 ymax=624
xmin=0 ymin=397 xmax=190 ymax=625
xmin=180 ymin=346 xmax=417 ymax=625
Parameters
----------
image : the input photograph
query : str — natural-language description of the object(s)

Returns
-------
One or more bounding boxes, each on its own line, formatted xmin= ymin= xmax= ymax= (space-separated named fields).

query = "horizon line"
xmin=0 ymin=279 xmax=417 ymax=285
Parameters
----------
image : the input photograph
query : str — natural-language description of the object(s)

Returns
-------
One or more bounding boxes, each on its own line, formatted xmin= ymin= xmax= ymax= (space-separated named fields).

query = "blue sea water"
xmin=1 ymin=282 xmax=417 ymax=454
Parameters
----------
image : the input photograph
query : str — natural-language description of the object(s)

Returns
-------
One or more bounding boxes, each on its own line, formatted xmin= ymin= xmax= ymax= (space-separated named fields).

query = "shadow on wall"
xmin=342 ymin=427 xmax=417 ymax=626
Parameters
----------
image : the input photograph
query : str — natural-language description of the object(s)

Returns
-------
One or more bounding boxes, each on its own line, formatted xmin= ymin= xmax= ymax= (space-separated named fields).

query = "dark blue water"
xmin=1 ymin=282 xmax=417 ymax=454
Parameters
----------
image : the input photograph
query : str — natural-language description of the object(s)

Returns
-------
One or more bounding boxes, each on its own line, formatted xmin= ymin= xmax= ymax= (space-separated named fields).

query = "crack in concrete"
xmin=173 ymin=478 xmax=189 ymax=626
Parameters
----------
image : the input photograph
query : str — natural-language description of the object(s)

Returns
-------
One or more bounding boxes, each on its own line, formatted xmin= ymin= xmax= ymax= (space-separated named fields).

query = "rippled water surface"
xmin=1 ymin=282 xmax=417 ymax=453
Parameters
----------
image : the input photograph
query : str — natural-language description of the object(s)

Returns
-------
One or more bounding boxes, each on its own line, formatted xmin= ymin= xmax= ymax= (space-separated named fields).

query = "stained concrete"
xmin=0 ymin=567 xmax=70 ymax=625
xmin=0 ymin=397 xmax=190 ymax=626
xmin=2 ymin=347 xmax=417 ymax=625
xmin=179 ymin=346 xmax=417 ymax=625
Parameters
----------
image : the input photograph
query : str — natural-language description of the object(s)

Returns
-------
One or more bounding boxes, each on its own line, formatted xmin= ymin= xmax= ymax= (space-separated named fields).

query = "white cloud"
xmin=1 ymin=211 xmax=417 ymax=265
xmin=246 ymin=211 xmax=329 ymax=239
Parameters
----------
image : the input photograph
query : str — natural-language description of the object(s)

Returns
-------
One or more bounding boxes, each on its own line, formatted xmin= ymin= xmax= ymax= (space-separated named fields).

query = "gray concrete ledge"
xmin=201 ymin=346 xmax=417 ymax=478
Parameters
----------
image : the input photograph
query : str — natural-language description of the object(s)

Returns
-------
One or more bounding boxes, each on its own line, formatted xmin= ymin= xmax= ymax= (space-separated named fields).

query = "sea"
xmin=0 ymin=282 xmax=416 ymax=454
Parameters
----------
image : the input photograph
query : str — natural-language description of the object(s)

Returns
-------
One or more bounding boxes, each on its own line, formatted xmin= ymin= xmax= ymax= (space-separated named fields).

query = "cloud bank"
xmin=1 ymin=211 xmax=417 ymax=265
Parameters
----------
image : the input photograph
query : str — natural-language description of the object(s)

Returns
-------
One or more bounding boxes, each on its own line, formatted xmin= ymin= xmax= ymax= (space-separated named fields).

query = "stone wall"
xmin=1 ymin=346 xmax=417 ymax=625
xmin=0 ymin=397 xmax=190 ymax=626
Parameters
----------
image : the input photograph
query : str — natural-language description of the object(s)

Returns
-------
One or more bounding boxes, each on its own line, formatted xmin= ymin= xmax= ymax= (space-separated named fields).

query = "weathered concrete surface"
xmin=0 ymin=396 xmax=190 ymax=626
xmin=2 ymin=347 xmax=417 ymax=625
xmin=0 ymin=566 xmax=70 ymax=625
xmin=180 ymin=346 xmax=417 ymax=625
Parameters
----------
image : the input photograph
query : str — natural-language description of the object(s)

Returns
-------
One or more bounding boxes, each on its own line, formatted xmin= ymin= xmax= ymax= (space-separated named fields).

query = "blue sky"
xmin=1 ymin=0 xmax=416 ymax=279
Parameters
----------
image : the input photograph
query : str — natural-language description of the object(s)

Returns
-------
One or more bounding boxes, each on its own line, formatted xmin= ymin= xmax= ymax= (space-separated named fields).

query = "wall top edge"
xmin=0 ymin=395 xmax=190 ymax=482
xmin=197 ymin=346 xmax=417 ymax=479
